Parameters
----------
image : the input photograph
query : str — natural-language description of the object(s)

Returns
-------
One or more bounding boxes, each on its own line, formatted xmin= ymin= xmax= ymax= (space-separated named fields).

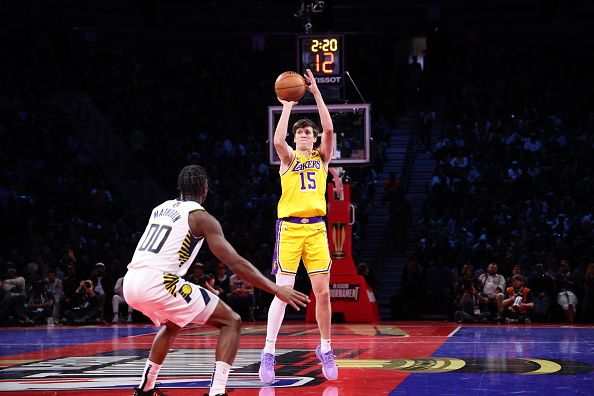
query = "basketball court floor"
xmin=1 ymin=322 xmax=593 ymax=395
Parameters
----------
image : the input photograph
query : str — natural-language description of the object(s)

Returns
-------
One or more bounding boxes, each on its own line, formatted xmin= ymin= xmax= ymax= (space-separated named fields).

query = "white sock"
xmin=139 ymin=359 xmax=161 ymax=391
xmin=265 ymin=338 xmax=276 ymax=354
xmin=264 ymin=297 xmax=287 ymax=354
xmin=209 ymin=361 xmax=231 ymax=395
xmin=320 ymin=338 xmax=332 ymax=354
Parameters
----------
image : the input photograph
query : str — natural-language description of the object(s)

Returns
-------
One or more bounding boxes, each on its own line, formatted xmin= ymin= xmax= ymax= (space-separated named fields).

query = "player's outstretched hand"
xmin=303 ymin=69 xmax=320 ymax=96
xmin=275 ymin=285 xmax=310 ymax=311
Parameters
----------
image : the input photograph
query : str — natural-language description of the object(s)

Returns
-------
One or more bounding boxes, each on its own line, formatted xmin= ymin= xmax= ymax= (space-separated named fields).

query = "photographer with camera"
xmin=27 ymin=279 xmax=55 ymax=325
xmin=501 ymin=274 xmax=534 ymax=324
xmin=197 ymin=273 xmax=220 ymax=296
xmin=62 ymin=279 xmax=103 ymax=325
xmin=453 ymin=270 xmax=490 ymax=323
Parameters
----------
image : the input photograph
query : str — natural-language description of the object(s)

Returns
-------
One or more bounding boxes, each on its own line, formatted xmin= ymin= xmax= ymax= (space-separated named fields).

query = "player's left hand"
xmin=304 ymin=69 xmax=320 ymax=95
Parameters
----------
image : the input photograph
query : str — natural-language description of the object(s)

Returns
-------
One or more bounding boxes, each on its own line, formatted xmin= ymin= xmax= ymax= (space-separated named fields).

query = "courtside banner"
xmin=329 ymin=283 xmax=360 ymax=301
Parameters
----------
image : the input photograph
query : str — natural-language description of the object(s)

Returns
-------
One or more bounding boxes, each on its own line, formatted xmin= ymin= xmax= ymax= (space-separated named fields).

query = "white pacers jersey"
xmin=129 ymin=199 xmax=205 ymax=277
xmin=124 ymin=199 xmax=218 ymax=328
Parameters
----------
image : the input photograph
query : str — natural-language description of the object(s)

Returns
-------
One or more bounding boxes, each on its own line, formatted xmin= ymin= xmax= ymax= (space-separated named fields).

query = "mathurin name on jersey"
xmin=152 ymin=208 xmax=182 ymax=223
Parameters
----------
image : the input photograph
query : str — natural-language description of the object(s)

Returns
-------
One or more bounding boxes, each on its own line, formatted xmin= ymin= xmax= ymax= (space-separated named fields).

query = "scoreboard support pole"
xmin=306 ymin=168 xmax=380 ymax=323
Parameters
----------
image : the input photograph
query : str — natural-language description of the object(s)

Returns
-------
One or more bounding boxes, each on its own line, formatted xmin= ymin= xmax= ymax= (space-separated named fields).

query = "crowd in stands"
xmin=400 ymin=40 xmax=594 ymax=323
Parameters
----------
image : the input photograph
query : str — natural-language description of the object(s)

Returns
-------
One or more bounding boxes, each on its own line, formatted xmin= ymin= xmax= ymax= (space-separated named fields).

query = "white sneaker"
xmin=112 ymin=315 xmax=119 ymax=324
xmin=126 ymin=316 xmax=133 ymax=323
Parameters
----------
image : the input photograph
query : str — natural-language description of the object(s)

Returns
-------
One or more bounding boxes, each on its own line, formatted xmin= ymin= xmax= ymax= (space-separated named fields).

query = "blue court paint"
xmin=390 ymin=327 xmax=594 ymax=395
xmin=0 ymin=326 xmax=157 ymax=356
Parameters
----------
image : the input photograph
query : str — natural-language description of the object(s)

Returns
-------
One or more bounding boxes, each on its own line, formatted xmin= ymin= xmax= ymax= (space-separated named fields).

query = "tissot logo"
xmin=315 ymin=76 xmax=342 ymax=84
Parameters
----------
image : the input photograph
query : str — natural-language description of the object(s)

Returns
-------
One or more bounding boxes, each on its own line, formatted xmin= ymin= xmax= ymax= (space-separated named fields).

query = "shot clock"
xmin=297 ymin=34 xmax=344 ymax=101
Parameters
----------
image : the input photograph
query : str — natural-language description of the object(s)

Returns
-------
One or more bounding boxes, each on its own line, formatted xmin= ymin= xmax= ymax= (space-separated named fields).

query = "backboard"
xmin=267 ymin=103 xmax=371 ymax=166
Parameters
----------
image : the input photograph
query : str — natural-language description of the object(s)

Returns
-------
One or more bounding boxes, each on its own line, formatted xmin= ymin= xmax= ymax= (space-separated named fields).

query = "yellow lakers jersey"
xmin=278 ymin=150 xmax=327 ymax=218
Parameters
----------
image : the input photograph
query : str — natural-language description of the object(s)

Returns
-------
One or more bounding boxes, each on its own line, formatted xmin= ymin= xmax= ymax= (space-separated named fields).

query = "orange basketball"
xmin=274 ymin=71 xmax=307 ymax=102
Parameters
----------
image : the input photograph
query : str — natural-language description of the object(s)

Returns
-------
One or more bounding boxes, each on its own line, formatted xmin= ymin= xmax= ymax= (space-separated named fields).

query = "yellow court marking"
xmin=521 ymin=359 xmax=562 ymax=374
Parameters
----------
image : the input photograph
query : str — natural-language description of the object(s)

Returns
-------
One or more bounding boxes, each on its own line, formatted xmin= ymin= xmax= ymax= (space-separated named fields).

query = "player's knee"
xmin=230 ymin=311 xmax=242 ymax=330
xmin=314 ymin=288 xmax=330 ymax=303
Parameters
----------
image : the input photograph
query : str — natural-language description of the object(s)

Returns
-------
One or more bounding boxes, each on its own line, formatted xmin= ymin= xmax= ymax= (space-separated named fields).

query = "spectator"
xmin=214 ymin=261 xmax=230 ymax=302
xmin=186 ymin=262 xmax=205 ymax=284
xmin=228 ymin=272 xmax=256 ymax=321
xmin=454 ymin=264 xmax=482 ymax=293
xmin=528 ymin=263 xmax=556 ymax=322
xmin=46 ymin=269 xmax=64 ymax=323
xmin=453 ymin=278 xmax=490 ymax=323
xmin=0 ymin=278 xmax=34 ymax=326
xmin=91 ymin=262 xmax=113 ymax=322
xmin=556 ymin=259 xmax=579 ymax=323
xmin=523 ymin=132 xmax=542 ymax=154
xmin=62 ymin=280 xmax=103 ymax=325
xmin=61 ymin=263 xmax=81 ymax=314
xmin=471 ymin=235 xmax=494 ymax=268
xmin=2 ymin=268 xmax=26 ymax=297
xmin=24 ymin=262 xmax=42 ymax=295
xmin=197 ymin=273 xmax=220 ymax=296
xmin=27 ymin=279 xmax=55 ymax=325
xmin=581 ymin=263 xmax=594 ymax=323
xmin=112 ymin=276 xmax=133 ymax=323
xmin=478 ymin=262 xmax=506 ymax=320
xmin=506 ymin=264 xmax=524 ymax=286
xmin=356 ymin=262 xmax=378 ymax=292
xmin=501 ymin=275 xmax=534 ymax=324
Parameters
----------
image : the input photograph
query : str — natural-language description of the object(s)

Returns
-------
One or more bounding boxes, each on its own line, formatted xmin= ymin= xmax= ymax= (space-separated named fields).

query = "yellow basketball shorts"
xmin=272 ymin=217 xmax=332 ymax=276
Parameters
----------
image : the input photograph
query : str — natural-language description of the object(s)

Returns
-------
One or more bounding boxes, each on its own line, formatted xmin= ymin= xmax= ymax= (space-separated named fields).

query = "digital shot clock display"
xmin=298 ymin=35 xmax=345 ymax=95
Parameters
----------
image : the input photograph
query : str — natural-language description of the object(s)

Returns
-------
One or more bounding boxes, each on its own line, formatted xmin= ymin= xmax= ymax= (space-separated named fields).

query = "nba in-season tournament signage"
xmin=329 ymin=283 xmax=360 ymax=301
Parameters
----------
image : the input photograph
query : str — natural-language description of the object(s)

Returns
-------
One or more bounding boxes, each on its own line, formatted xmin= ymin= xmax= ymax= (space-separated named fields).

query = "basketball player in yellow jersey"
xmin=259 ymin=69 xmax=338 ymax=383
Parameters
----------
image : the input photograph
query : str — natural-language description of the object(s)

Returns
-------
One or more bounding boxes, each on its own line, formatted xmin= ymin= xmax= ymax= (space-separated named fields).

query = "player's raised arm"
xmin=304 ymin=68 xmax=334 ymax=165
xmin=273 ymin=98 xmax=297 ymax=168
xmin=189 ymin=210 xmax=310 ymax=311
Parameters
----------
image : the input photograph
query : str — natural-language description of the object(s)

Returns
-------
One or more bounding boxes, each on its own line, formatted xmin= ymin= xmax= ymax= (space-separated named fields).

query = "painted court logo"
xmin=0 ymin=349 xmax=318 ymax=392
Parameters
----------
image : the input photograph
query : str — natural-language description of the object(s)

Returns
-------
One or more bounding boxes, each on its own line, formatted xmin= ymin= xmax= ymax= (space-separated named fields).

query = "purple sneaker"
xmin=258 ymin=350 xmax=276 ymax=384
xmin=315 ymin=345 xmax=338 ymax=380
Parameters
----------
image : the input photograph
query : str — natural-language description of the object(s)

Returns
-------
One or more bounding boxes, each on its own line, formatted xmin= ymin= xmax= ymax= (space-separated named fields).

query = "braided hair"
xmin=177 ymin=165 xmax=209 ymax=201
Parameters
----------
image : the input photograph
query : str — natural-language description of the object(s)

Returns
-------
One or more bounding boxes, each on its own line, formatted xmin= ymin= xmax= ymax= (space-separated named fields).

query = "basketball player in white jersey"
xmin=124 ymin=165 xmax=310 ymax=396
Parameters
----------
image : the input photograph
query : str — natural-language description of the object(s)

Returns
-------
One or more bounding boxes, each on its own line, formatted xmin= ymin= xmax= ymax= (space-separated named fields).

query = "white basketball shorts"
xmin=123 ymin=268 xmax=219 ymax=328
